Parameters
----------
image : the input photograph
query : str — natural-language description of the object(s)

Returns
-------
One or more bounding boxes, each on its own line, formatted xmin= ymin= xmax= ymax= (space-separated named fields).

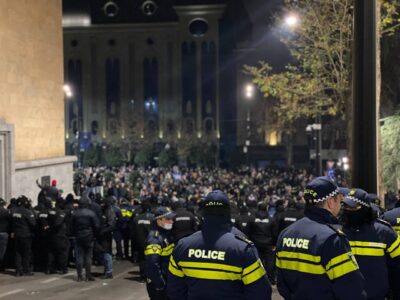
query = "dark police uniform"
xmin=47 ymin=204 xmax=69 ymax=274
xmin=167 ymin=190 xmax=271 ymax=300
xmin=132 ymin=202 xmax=154 ymax=279
xmin=342 ymin=189 xmax=400 ymax=300
xmin=276 ymin=177 xmax=367 ymax=300
xmin=383 ymin=207 xmax=400 ymax=236
xmin=172 ymin=204 xmax=197 ymax=243
xmin=11 ymin=196 xmax=37 ymax=276
xmin=145 ymin=207 xmax=175 ymax=300
xmin=249 ymin=206 xmax=276 ymax=284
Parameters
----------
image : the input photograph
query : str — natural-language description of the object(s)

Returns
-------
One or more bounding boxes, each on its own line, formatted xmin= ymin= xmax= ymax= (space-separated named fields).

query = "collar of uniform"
xmin=305 ymin=206 xmax=338 ymax=225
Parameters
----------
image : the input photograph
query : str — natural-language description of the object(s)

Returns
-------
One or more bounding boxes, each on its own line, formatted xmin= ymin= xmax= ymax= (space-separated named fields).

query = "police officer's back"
xmin=249 ymin=203 xmax=276 ymax=284
xmin=0 ymin=198 xmax=10 ymax=271
xmin=275 ymin=177 xmax=367 ymax=300
xmin=171 ymin=200 xmax=197 ymax=243
xmin=11 ymin=196 xmax=37 ymax=276
xmin=382 ymin=206 xmax=400 ymax=236
xmin=132 ymin=200 xmax=154 ymax=279
xmin=70 ymin=196 xmax=100 ymax=281
xmin=47 ymin=199 xmax=68 ymax=274
xmin=167 ymin=190 xmax=271 ymax=300
xmin=273 ymin=200 xmax=304 ymax=239
xmin=236 ymin=205 xmax=255 ymax=237
xmin=342 ymin=189 xmax=400 ymax=299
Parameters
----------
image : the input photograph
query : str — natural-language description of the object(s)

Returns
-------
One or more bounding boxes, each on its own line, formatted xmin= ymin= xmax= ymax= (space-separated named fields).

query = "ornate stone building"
xmin=63 ymin=0 xmax=230 ymax=158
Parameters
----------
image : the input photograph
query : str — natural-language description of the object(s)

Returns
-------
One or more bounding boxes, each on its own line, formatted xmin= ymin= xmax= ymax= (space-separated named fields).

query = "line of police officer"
xmin=145 ymin=180 xmax=400 ymax=300
xmin=275 ymin=176 xmax=400 ymax=300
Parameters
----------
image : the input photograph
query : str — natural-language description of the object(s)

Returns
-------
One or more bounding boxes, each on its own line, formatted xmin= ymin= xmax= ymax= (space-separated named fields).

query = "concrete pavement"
xmin=0 ymin=260 xmax=283 ymax=300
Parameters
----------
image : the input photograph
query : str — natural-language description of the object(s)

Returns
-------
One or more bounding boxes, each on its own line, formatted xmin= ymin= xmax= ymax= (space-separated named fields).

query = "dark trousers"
xmin=75 ymin=240 xmax=93 ymax=277
xmin=114 ymin=229 xmax=123 ymax=258
xmin=15 ymin=237 xmax=32 ymax=273
xmin=48 ymin=236 xmax=69 ymax=272
xmin=146 ymin=283 xmax=168 ymax=300
xmin=258 ymin=247 xmax=276 ymax=283
xmin=33 ymin=236 xmax=48 ymax=271
xmin=0 ymin=232 xmax=8 ymax=270
xmin=122 ymin=228 xmax=133 ymax=258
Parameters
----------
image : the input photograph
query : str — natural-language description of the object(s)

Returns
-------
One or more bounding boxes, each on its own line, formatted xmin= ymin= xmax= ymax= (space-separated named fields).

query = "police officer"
xmin=249 ymin=202 xmax=276 ymax=284
xmin=11 ymin=196 xmax=37 ymax=276
xmin=145 ymin=206 xmax=175 ymax=300
xmin=171 ymin=200 xmax=197 ymax=243
xmin=46 ymin=198 xmax=69 ymax=274
xmin=97 ymin=196 xmax=116 ymax=279
xmin=0 ymin=198 xmax=10 ymax=272
xmin=273 ymin=199 xmax=304 ymax=239
xmin=167 ymin=190 xmax=271 ymax=300
xmin=70 ymin=195 xmax=100 ymax=281
xmin=382 ymin=205 xmax=400 ymax=236
xmin=119 ymin=198 xmax=134 ymax=260
xmin=131 ymin=200 xmax=154 ymax=280
xmin=341 ymin=188 xmax=400 ymax=299
xmin=275 ymin=176 xmax=367 ymax=300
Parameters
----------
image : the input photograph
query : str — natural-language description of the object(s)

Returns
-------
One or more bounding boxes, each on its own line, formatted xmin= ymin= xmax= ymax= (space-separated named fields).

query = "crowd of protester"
xmin=0 ymin=165 xmax=399 ymax=286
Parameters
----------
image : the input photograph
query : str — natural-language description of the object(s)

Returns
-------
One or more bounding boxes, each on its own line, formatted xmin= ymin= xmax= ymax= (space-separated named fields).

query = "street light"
xmin=63 ymin=84 xmax=73 ymax=98
xmin=284 ymin=13 xmax=299 ymax=29
xmin=244 ymin=83 xmax=254 ymax=166
xmin=245 ymin=84 xmax=254 ymax=99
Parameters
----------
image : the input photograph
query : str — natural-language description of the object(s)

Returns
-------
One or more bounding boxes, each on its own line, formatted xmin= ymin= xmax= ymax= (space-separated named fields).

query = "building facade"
xmin=0 ymin=0 xmax=75 ymax=202
xmin=63 ymin=1 xmax=228 ymax=162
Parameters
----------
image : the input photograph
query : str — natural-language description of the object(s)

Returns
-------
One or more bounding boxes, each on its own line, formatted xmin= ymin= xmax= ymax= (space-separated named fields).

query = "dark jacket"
xmin=71 ymin=206 xmax=100 ymax=244
xmin=0 ymin=206 xmax=10 ymax=233
xmin=249 ymin=210 xmax=274 ymax=249
xmin=343 ymin=219 xmax=400 ymax=300
xmin=167 ymin=216 xmax=272 ymax=300
xmin=11 ymin=206 xmax=37 ymax=238
xmin=172 ymin=207 xmax=197 ymax=243
xmin=97 ymin=204 xmax=116 ymax=253
xmin=132 ymin=211 xmax=154 ymax=251
xmin=276 ymin=207 xmax=367 ymax=300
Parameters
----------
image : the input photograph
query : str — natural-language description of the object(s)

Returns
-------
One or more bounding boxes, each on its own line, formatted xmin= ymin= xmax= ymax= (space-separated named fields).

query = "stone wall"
xmin=0 ymin=0 xmax=65 ymax=161
xmin=13 ymin=157 xmax=76 ymax=204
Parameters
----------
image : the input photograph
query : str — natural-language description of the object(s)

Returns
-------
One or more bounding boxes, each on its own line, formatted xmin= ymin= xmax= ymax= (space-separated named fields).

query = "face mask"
xmin=162 ymin=223 xmax=173 ymax=230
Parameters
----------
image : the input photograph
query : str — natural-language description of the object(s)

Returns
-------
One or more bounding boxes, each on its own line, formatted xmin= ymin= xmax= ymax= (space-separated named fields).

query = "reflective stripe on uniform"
xmin=169 ymin=256 xmax=185 ymax=277
xmin=276 ymin=251 xmax=358 ymax=280
xmin=145 ymin=244 xmax=162 ymax=255
xmin=387 ymin=236 xmax=400 ymax=258
xmin=242 ymin=259 xmax=266 ymax=285
xmin=177 ymin=261 xmax=242 ymax=281
xmin=276 ymin=255 xmax=325 ymax=275
xmin=179 ymin=261 xmax=242 ymax=273
xmin=349 ymin=241 xmax=386 ymax=257
xmin=121 ymin=210 xmax=133 ymax=218
xmin=276 ymin=251 xmax=321 ymax=263
xmin=325 ymin=252 xmax=358 ymax=280
xmin=392 ymin=226 xmax=400 ymax=234
xmin=161 ymin=243 xmax=175 ymax=256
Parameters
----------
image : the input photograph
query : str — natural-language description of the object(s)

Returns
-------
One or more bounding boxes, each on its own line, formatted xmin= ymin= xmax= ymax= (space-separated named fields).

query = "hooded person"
xmin=167 ymin=190 xmax=272 ymax=300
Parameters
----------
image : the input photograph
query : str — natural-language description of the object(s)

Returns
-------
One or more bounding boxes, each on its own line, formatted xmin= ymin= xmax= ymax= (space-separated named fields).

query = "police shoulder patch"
xmin=234 ymin=234 xmax=254 ymax=246
xmin=326 ymin=224 xmax=346 ymax=236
